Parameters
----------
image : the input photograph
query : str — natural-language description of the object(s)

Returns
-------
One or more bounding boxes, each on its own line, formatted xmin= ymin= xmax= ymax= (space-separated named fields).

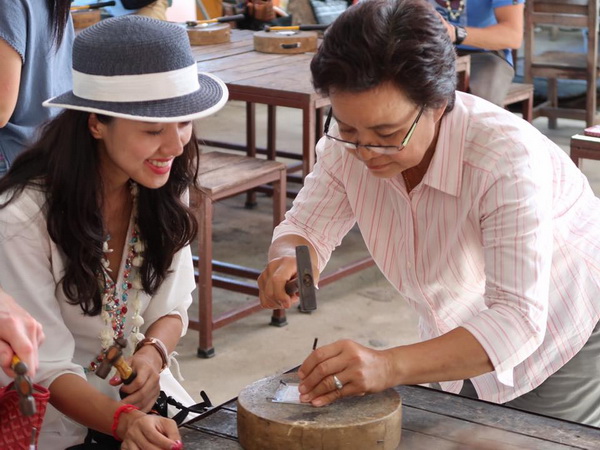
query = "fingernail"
xmin=171 ymin=441 xmax=183 ymax=450
xmin=299 ymin=394 xmax=310 ymax=402
xmin=110 ymin=375 xmax=120 ymax=383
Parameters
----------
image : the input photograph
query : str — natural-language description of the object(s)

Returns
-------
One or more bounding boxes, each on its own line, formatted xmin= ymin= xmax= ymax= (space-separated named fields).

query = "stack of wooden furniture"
xmin=524 ymin=0 xmax=600 ymax=127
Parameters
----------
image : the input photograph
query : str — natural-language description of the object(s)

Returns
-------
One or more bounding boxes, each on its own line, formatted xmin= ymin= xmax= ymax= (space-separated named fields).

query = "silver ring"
xmin=332 ymin=374 xmax=343 ymax=390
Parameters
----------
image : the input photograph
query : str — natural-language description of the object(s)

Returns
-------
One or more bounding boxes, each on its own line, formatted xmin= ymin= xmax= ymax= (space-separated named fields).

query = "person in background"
xmin=0 ymin=0 xmax=74 ymax=176
xmin=0 ymin=15 xmax=228 ymax=449
xmin=72 ymin=0 xmax=171 ymax=21
xmin=258 ymin=0 xmax=600 ymax=427
xmin=0 ymin=287 xmax=45 ymax=379
xmin=430 ymin=0 xmax=524 ymax=106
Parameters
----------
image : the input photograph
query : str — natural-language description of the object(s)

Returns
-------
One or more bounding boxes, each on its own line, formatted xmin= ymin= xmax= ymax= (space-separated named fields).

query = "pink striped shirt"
xmin=273 ymin=92 xmax=600 ymax=404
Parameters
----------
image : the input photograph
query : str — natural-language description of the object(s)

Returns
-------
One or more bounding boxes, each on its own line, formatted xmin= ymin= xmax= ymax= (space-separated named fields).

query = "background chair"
xmin=524 ymin=0 xmax=600 ymax=127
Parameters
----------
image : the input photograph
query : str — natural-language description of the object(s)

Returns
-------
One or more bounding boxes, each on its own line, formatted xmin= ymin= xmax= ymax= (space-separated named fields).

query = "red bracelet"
xmin=112 ymin=404 xmax=140 ymax=441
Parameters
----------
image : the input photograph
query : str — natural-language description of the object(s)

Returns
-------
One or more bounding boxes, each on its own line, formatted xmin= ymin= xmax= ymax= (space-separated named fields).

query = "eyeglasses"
xmin=323 ymin=105 xmax=425 ymax=155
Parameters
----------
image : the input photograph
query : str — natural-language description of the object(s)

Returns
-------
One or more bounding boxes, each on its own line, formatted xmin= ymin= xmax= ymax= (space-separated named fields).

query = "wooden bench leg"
xmin=522 ymin=93 xmax=533 ymax=123
xmin=270 ymin=166 xmax=287 ymax=327
xmin=548 ymin=79 xmax=558 ymax=129
xmin=198 ymin=194 xmax=215 ymax=358
xmin=570 ymin=148 xmax=581 ymax=168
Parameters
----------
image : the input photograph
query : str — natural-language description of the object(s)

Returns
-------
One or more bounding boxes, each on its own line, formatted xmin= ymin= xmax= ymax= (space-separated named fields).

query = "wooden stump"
xmin=187 ymin=23 xmax=231 ymax=45
xmin=253 ymin=30 xmax=317 ymax=54
xmin=72 ymin=10 xmax=101 ymax=30
xmin=237 ymin=373 xmax=402 ymax=450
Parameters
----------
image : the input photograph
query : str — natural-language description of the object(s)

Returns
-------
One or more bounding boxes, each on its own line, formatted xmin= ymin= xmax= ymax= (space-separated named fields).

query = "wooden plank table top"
xmin=179 ymin=384 xmax=600 ymax=449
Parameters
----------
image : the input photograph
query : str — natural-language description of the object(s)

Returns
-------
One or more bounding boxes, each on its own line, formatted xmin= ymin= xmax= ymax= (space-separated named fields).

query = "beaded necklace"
xmin=444 ymin=0 xmax=465 ymax=21
xmin=86 ymin=183 xmax=146 ymax=373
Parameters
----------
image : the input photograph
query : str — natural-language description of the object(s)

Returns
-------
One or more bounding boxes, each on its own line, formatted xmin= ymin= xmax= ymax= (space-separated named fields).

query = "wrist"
xmin=453 ymin=25 xmax=467 ymax=45
xmin=113 ymin=404 xmax=142 ymax=441
xmin=134 ymin=337 xmax=169 ymax=372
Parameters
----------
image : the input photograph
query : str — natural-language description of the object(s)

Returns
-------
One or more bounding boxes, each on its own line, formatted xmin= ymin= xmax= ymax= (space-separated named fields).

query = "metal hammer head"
xmin=95 ymin=338 xmax=136 ymax=384
xmin=284 ymin=246 xmax=317 ymax=312
xmin=11 ymin=356 xmax=36 ymax=416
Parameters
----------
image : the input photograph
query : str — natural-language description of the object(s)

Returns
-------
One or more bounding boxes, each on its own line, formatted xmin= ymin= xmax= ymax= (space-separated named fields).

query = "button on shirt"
xmin=273 ymin=91 xmax=600 ymax=404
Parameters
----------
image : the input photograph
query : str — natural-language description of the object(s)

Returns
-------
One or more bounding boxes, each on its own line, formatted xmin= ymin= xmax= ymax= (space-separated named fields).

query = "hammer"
xmin=186 ymin=14 xmax=245 ymax=28
xmin=11 ymin=355 xmax=36 ymax=416
xmin=264 ymin=24 xmax=330 ymax=32
xmin=284 ymin=245 xmax=317 ymax=312
xmin=95 ymin=338 xmax=137 ymax=385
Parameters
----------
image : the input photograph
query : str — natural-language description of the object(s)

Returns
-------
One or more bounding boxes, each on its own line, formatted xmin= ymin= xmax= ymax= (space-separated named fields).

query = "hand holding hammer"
xmin=95 ymin=338 xmax=137 ymax=386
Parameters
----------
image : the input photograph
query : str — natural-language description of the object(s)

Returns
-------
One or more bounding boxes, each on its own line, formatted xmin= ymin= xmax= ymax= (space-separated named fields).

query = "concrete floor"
xmin=175 ymin=26 xmax=600 ymax=407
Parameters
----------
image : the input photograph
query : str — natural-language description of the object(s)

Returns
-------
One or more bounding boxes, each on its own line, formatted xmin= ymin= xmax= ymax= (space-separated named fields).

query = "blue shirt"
xmin=0 ymin=0 xmax=74 ymax=172
xmin=427 ymin=0 xmax=524 ymax=65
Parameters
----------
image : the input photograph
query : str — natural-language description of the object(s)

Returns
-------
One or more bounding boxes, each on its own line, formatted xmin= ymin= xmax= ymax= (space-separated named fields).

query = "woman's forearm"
xmin=385 ymin=327 xmax=494 ymax=387
xmin=49 ymin=373 xmax=144 ymax=435
xmin=135 ymin=314 xmax=183 ymax=370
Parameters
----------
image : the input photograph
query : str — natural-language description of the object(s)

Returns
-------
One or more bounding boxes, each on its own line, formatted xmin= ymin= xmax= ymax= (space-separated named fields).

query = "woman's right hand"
xmin=258 ymin=255 xmax=300 ymax=309
xmin=119 ymin=411 xmax=182 ymax=450
xmin=0 ymin=289 xmax=44 ymax=378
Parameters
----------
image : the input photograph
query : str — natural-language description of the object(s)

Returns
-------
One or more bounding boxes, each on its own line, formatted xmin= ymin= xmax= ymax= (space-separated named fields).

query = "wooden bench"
xmin=570 ymin=133 xmax=600 ymax=167
xmin=503 ymin=82 xmax=534 ymax=122
xmin=189 ymin=151 xmax=288 ymax=358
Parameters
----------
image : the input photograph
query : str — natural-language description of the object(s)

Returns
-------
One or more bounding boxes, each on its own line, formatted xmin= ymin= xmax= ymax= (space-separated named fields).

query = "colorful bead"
xmin=87 ymin=182 xmax=146 ymax=374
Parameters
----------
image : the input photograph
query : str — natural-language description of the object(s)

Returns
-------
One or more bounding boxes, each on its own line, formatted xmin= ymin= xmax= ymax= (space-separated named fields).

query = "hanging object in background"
xmin=71 ymin=1 xmax=116 ymax=29
xmin=185 ymin=14 xmax=245 ymax=45
xmin=253 ymin=24 xmax=328 ymax=54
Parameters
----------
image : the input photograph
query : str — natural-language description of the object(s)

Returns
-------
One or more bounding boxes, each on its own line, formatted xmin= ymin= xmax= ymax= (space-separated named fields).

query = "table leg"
xmin=302 ymin=106 xmax=317 ymax=178
xmin=270 ymin=167 xmax=287 ymax=326
xmin=246 ymin=102 xmax=258 ymax=207
xmin=267 ymin=105 xmax=277 ymax=161
xmin=197 ymin=195 xmax=215 ymax=358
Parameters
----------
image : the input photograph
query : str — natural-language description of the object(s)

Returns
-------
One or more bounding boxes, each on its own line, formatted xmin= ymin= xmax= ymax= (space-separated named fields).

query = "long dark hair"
xmin=0 ymin=110 xmax=200 ymax=315
xmin=311 ymin=0 xmax=457 ymax=112
xmin=48 ymin=0 xmax=72 ymax=48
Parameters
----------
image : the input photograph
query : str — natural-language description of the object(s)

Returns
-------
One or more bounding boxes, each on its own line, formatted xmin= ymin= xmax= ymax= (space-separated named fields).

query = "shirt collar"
xmin=421 ymin=92 xmax=469 ymax=197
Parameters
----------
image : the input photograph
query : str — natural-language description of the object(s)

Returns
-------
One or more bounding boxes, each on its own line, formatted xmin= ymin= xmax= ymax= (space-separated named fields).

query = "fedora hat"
xmin=44 ymin=15 xmax=228 ymax=122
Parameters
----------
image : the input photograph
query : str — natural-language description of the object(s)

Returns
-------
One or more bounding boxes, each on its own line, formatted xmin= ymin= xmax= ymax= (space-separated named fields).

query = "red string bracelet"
xmin=112 ymin=404 xmax=140 ymax=441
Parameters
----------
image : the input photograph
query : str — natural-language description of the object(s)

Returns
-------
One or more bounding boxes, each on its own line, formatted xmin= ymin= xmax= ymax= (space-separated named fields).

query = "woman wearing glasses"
xmin=258 ymin=0 xmax=600 ymax=427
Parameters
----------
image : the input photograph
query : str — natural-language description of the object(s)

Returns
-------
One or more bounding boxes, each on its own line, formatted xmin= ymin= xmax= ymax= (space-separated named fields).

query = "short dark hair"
xmin=311 ymin=0 xmax=456 ymax=112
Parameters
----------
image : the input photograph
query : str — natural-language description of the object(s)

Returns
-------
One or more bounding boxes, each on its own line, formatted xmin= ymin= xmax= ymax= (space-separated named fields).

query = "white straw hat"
xmin=44 ymin=15 xmax=228 ymax=122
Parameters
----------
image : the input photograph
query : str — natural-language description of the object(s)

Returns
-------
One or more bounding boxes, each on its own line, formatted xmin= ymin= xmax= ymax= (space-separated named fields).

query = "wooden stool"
xmin=570 ymin=134 xmax=600 ymax=167
xmin=503 ymin=82 xmax=534 ymax=122
xmin=190 ymin=151 xmax=288 ymax=358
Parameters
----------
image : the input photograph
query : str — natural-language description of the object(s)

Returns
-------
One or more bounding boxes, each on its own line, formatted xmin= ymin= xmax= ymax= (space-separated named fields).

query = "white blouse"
xmin=0 ymin=186 xmax=195 ymax=448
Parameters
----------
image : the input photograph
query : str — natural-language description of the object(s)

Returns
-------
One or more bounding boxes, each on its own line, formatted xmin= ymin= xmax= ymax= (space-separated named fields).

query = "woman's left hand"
xmin=297 ymin=339 xmax=392 ymax=407
xmin=111 ymin=352 xmax=161 ymax=412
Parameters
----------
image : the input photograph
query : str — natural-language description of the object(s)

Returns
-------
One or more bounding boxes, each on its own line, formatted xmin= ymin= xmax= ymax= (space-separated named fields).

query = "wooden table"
xmin=192 ymin=30 xmax=472 ymax=188
xmin=192 ymin=29 xmax=375 ymax=298
xmin=180 ymin=384 xmax=600 ymax=449
xmin=193 ymin=29 xmax=329 ymax=186
xmin=191 ymin=30 xmax=472 ymax=290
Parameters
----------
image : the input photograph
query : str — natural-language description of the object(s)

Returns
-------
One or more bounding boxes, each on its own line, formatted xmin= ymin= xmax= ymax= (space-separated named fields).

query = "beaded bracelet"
xmin=112 ymin=404 xmax=140 ymax=441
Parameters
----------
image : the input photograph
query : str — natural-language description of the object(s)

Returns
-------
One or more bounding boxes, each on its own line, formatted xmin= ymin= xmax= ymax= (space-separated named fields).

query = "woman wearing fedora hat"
xmin=0 ymin=16 xmax=228 ymax=449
